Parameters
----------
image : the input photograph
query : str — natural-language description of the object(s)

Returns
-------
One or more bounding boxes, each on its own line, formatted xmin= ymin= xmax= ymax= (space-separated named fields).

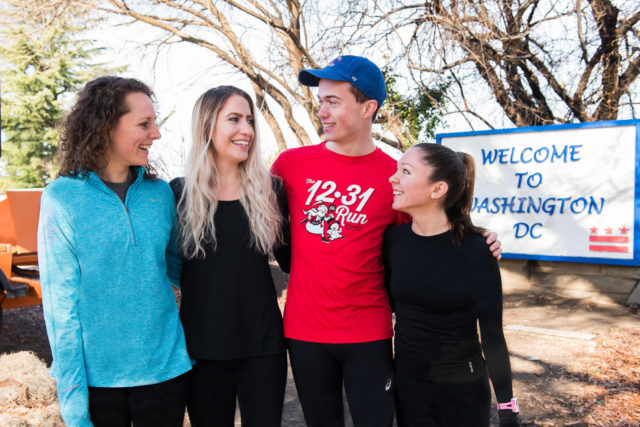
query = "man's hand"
xmin=483 ymin=230 xmax=502 ymax=260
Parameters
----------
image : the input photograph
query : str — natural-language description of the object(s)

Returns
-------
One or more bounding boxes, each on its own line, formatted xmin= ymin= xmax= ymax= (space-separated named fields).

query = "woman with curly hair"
xmin=170 ymin=86 xmax=290 ymax=426
xmin=37 ymin=76 xmax=192 ymax=427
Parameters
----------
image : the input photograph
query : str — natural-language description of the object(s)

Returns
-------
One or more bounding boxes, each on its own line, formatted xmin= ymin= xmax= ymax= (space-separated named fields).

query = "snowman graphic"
xmin=301 ymin=201 xmax=337 ymax=240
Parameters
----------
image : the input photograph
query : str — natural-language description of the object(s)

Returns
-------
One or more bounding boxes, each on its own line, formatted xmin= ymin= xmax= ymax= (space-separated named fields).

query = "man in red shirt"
xmin=271 ymin=55 xmax=501 ymax=426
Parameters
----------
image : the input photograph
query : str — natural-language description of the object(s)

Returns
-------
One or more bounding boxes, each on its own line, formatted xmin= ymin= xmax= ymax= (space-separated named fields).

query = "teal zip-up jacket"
xmin=37 ymin=168 xmax=192 ymax=427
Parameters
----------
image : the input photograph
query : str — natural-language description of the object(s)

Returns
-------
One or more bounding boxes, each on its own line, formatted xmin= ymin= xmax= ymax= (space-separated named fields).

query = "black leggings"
xmin=186 ymin=352 xmax=287 ymax=427
xmin=287 ymin=338 xmax=395 ymax=427
xmin=394 ymin=370 xmax=491 ymax=427
xmin=88 ymin=373 xmax=187 ymax=427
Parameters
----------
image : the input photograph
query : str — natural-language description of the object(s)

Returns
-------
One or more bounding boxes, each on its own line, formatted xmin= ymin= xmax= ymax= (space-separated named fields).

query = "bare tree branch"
xmin=377 ymin=0 xmax=640 ymax=126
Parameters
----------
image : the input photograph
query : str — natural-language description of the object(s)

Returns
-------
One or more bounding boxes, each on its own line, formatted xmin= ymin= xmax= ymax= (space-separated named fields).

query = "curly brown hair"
xmin=58 ymin=76 xmax=157 ymax=178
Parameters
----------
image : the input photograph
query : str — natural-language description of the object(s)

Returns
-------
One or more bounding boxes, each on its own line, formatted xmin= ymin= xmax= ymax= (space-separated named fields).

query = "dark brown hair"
xmin=349 ymin=85 xmax=380 ymax=121
xmin=58 ymin=76 xmax=157 ymax=178
xmin=413 ymin=143 xmax=485 ymax=243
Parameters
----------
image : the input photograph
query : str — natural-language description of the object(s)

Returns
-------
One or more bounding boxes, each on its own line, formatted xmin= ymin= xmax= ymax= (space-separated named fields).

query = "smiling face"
xmin=317 ymin=79 xmax=375 ymax=146
xmin=107 ymin=92 xmax=160 ymax=173
xmin=389 ymin=147 xmax=445 ymax=214
xmin=211 ymin=94 xmax=255 ymax=167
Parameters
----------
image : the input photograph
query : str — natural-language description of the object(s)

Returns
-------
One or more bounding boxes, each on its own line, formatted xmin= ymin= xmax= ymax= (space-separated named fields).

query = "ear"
xmin=362 ymin=100 xmax=378 ymax=120
xmin=431 ymin=181 xmax=448 ymax=200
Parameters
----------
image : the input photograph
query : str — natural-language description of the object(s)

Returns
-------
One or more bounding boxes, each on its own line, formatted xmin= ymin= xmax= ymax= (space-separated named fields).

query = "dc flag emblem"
xmin=588 ymin=226 xmax=629 ymax=253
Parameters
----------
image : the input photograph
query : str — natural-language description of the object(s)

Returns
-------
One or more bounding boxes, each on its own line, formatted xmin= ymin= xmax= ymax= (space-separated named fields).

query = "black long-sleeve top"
xmin=383 ymin=223 xmax=513 ymax=403
xmin=170 ymin=177 xmax=290 ymax=360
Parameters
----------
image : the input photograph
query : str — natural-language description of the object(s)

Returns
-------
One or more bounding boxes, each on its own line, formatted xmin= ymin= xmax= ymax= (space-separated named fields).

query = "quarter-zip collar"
xmin=86 ymin=167 xmax=146 ymax=245
xmin=86 ymin=167 xmax=145 ymax=204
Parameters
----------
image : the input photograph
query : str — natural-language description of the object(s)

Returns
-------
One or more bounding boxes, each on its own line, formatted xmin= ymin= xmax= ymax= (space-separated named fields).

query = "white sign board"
xmin=437 ymin=120 xmax=640 ymax=266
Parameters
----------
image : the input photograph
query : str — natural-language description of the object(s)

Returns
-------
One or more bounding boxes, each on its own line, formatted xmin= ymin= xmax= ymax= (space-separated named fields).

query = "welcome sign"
xmin=437 ymin=120 xmax=640 ymax=266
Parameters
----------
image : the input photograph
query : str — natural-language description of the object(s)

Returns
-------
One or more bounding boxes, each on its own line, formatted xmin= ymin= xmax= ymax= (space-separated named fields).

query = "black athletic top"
xmin=383 ymin=223 xmax=513 ymax=403
xmin=170 ymin=177 xmax=290 ymax=360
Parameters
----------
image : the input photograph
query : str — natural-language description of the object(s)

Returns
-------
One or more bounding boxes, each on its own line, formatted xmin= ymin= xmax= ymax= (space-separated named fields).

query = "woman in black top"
xmin=384 ymin=143 xmax=520 ymax=427
xmin=170 ymin=86 xmax=290 ymax=426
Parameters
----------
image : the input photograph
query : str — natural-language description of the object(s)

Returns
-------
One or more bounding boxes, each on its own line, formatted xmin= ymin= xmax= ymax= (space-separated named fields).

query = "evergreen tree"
xmin=0 ymin=11 xmax=112 ymax=190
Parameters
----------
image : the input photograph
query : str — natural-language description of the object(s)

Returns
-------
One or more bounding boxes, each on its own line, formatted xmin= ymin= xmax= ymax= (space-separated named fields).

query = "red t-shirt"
xmin=272 ymin=142 xmax=405 ymax=343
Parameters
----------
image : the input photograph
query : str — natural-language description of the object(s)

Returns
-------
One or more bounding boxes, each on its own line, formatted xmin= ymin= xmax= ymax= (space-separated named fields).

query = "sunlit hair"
xmin=58 ymin=76 xmax=157 ymax=178
xmin=349 ymin=85 xmax=380 ymax=121
xmin=413 ymin=143 xmax=485 ymax=243
xmin=178 ymin=86 xmax=283 ymax=258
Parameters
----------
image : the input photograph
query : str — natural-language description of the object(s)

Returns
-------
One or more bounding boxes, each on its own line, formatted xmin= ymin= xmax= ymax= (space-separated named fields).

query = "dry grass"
xmin=0 ymin=351 xmax=63 ymax=427
xmin=532 ymin=327 xmax=640 ymax=427
xmin=571 ymin=328 xmax=640 ymax=427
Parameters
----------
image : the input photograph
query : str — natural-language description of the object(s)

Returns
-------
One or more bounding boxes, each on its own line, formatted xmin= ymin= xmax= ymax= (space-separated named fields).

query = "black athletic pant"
xmin=394 ymin=370 xmax=491 ymax=427
xmin=88 ymin=372 xmax=187 ymax=427
xmin=187 ymin=352 xmax=287 ymax=427
xmin=287 ymin=338 xmax=395 ymax=427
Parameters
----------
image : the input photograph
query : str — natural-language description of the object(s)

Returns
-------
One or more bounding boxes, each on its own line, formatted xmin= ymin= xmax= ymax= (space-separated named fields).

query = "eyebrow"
xmin=225 ymin=112 xmax=253 ymax=118
xmin=318 ymin=94 xmax=342 ymax=101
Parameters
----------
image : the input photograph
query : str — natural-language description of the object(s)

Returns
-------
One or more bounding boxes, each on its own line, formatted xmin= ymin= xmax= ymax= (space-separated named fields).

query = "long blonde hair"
xmin=178 ymin=86 xmax=283 ymax=258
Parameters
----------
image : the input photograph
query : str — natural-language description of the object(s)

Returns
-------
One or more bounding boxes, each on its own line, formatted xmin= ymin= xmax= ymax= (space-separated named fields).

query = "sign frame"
xmin=436 ymin=119 xmax=640 ymax=266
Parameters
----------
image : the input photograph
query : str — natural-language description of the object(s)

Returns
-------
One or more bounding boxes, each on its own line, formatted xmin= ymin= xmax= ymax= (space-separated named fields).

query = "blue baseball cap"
xmin=299 ymin=55 xmax=387 ymax=108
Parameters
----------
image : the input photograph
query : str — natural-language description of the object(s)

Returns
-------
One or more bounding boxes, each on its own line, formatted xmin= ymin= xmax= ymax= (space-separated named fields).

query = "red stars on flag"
xmin=588 ymin=226 xmax=629 ymax=253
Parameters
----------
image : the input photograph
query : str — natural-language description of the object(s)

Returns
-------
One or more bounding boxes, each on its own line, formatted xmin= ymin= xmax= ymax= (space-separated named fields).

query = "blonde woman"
xmin=170 ymin=86 xmax=290 ymax=427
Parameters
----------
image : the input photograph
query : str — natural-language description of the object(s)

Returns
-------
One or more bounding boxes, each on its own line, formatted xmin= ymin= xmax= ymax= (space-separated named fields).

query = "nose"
xmin=151 ymin=123 xmax=161 ymax=140
xmin=317 ymin=102 xmax=329 ymax=119
xmin=389 ymin=171 xmax=398 ymax=184
xmin=240 ymin=120 xmax=255 ymax=138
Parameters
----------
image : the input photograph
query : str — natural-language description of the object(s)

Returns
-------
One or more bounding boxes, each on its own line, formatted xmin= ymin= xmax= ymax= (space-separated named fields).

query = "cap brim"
xmin=298 ymin=68 xmax=349 ymax=87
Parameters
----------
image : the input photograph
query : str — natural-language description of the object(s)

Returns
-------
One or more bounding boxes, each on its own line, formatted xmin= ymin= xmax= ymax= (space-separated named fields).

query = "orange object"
xmin=0 ymin=189 xmax=43 ymax=314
